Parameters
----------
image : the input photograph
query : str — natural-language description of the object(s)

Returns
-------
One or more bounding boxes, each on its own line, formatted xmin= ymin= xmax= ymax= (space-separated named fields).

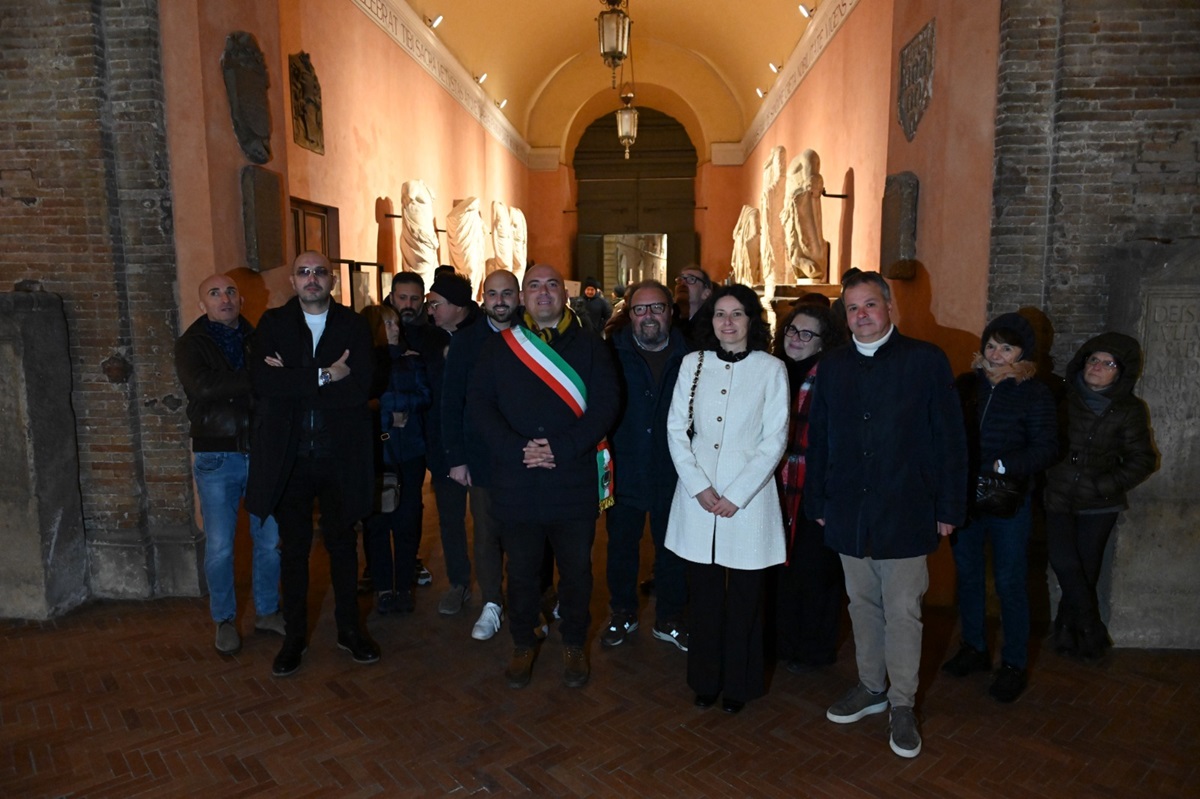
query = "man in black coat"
xmin=174 ymin=274 xmax=283 ymax=656
xmin=442 ymin=269 xmax=521 ymax=641
xmin=602 ymin=279 xmax=690 ymax=652
xmin=469 ymin=264 xmax=619 ymax=690
xmin=246 ymin=251 xmax=378 ymax=677
xmin=804 ymin=270 xmax=967 ymax=759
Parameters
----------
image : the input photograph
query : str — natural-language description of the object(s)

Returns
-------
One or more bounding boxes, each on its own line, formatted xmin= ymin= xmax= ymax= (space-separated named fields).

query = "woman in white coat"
xmin=665 ymin=284 xmax=789 ymax=713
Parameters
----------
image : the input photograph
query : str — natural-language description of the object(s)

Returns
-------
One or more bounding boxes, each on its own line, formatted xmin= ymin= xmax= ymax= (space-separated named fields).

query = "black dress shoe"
xmin=694 ymin=693 xmax=718 ymax=708
xmin=721 ymin=698 xmax=745 ymax=714
xmin=337 ymin=628 xmax=381 ymax=664
xmin=272 ymin=637 xmax=307 ymax=677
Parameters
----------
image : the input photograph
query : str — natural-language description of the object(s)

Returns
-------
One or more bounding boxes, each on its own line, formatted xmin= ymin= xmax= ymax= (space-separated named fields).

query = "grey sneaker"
xmin=214 ymin=621 xmax=241 ymax=655
xmin=826 ymin=682 xmax=889 ymax=724
xmin=889 ymin=706 xmax=922 ymax=758
xmin=600 ymin=611 xmax=638 ymax=648
xmin=438 ymin=584 xmax=471 ymax=616
xmin=254 ymin=611 xmax=286 ymax=636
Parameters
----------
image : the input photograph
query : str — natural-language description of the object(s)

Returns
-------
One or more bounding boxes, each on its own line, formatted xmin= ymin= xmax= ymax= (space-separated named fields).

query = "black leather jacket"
xmin=174 ymin=315 xmax=255 ymax=452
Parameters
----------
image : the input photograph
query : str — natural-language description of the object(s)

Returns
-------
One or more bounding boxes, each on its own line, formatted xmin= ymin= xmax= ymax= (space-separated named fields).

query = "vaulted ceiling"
xmin=401 ymin=0 xmax=816 ymax=161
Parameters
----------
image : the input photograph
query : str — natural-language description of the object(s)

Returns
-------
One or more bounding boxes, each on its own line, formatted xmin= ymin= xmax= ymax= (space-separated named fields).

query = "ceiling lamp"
xmin=426 ymin=14 xmax=443 ymax=28
xmin=769 ymin=62 xmax=781 ymax=74
xmin=598 ymin=0 xmax=632 ymax=88
xmin=798 ymin=4 xmax=814 ymax=18
xmin=756 ymin=87 xmax=765 ymax=98
xmin=615 ymin=83 xmax=638 ymax=160
xmin=475 ymin=73 xmax=487 ymax=84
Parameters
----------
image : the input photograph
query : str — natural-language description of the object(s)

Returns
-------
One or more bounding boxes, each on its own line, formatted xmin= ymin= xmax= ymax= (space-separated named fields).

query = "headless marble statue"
xmin=759 ymin=145 xmax=787 ymax=297
xmin=731 ymin=205 xmax=762 ymax=286
xmin=510 ymin=207 xmax=528 ymax=283
xmin=782 ymin=149 xmax=828 ymax=281
xmin=400 ymin=179 xmax=438 ymax=285
xmin=446 ymin=197 xmax=486 ymax=293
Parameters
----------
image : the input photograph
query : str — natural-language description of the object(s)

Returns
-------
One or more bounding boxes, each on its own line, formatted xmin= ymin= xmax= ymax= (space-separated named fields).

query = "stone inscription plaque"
xmin=1138 ymin=290 xmax=1200 ymax=494
xmin=898 ymin=19 xmax=935 ymax=143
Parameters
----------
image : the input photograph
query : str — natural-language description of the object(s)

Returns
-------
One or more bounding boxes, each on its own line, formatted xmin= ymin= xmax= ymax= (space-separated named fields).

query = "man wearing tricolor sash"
xmin=469 ymin=264 xmax=619 ymax=689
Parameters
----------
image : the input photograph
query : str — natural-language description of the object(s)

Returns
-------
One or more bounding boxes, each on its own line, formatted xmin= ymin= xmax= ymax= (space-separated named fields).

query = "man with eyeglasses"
xmin=602 ymin=280 xmax=692 ymax=652
xmin=246 ymin=251 xmax=380 ymax=677
xmin=673 ymin=266 xmax=713 ymax=342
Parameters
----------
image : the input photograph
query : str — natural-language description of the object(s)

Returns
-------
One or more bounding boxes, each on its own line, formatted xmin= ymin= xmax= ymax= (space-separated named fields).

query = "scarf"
xmin=205 ymin=318 xmax=247 ymax=370
xmin=522 ymin=306 xmax=577 ymax=346
xmin=778 ymin=357 xmax=819 ymax=560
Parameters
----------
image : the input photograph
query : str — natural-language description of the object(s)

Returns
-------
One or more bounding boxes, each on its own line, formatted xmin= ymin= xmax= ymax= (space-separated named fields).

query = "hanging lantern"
xmin=616 ymin=86 xmax=638 ymax=160
xmin=597 ymin=0 xmax=631 ymax=88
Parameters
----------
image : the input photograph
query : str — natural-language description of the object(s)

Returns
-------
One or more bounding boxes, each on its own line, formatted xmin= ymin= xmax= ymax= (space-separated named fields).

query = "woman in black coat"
xmin=942 ymin=313 xmax=1058 ymax=703
xmin=1043 ymin=332 xmax=1157 ymax=661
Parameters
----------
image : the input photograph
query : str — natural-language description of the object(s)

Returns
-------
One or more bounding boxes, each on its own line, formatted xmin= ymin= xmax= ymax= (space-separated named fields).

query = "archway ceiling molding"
xmin=400 ymin=0 xmax=815 ymax=163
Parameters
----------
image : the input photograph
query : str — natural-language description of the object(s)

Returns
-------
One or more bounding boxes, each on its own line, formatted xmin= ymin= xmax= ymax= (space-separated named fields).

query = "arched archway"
xmin=572 ymin=107 xmax=698 ymax=288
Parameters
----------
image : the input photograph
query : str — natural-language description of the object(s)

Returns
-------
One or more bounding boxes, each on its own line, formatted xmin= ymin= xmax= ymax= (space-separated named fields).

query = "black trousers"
xmin=687 ymin=562 xmax=766 ymax=703
xmin=274 ymin=456 xmax=361 ymax=640
xmin=364 ymin=455 xmax=426 ymax=594
xmin=498 ymin=517 xmax=595 ymax=648
xmin=774 ymin=515 xmax=843 ymax=665
xmin=1046 ymin=510 xmax=1119 ymax=632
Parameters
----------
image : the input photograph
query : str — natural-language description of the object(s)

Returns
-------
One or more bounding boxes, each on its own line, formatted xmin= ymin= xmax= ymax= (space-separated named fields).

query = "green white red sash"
xmin=501 ymin=325 xmax=614 ymax=510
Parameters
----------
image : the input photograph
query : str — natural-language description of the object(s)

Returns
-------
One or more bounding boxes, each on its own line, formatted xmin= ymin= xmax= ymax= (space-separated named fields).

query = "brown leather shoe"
xmin=505 ymin=647 xmax=535 ymax=689
xmin=563 ymin=645 xmax=590 ymax=688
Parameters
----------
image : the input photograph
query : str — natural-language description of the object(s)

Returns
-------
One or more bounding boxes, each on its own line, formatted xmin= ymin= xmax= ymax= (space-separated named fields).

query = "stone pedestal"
xmin=0 ymin=291 xmax=89 ymax=619
xmin=1105 ymin=241 xmax=1200 ymax=648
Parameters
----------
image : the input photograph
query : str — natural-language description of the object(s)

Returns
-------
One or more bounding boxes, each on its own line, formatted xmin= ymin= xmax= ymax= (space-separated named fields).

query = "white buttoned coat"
xmin=664 ymin=349 xmax=790 ymax=569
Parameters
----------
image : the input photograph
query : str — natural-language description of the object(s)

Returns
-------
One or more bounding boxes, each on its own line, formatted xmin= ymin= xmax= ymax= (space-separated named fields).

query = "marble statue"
xmin=491 ymin=201 xmax=513 ymax=274
xmin=400 ymin=179 xmax=438 ymax=285
xmin=782 ymin=149 xmax=828 ymax=281
xmin=510 ymin=207 xmax=528 ymax=282
xmin=446 ymin=197 xmax=486 ymax=292
xmin=731 ymin=205 xmax=762 ymax=286
xmin=759 ymin=145 xmax=787 ymax=294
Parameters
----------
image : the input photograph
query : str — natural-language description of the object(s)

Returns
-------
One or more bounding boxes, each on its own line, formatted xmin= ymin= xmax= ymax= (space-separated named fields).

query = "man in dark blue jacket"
xmin=469 ymin=264 xmax=618 ymax=690
xmin=804 ymin=270 xmax=967 ymax=759
xmin=602 ymin=280 xmax=690 ymax=652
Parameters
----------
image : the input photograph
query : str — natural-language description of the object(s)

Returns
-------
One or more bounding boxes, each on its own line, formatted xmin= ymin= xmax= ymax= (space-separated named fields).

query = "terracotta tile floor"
xmin=3 ymin=504 xmax=1198 ymax=797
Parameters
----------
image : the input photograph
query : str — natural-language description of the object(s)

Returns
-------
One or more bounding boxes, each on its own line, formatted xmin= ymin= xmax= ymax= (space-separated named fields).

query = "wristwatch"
xmin=319 ymin=368 xmax=332 ymax=387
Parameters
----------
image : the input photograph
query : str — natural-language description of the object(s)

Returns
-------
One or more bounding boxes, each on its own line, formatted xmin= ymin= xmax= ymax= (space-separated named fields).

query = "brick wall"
xmin=990 ymin=0 xmax=1200 ymax=367
xmin=0 ymin=1 xmax=193 ymax=597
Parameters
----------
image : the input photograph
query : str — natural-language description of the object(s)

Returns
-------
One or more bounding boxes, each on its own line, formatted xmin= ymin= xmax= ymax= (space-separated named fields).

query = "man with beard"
xmin=469 ymin=264 xmax=619 ymax=688
xmin=602 ymin=280 xmax=691 ymax=651
xmin=246 ymin=251 xmax=378 ymax=677
xmin=386 ymin=271 xmax=450 ymax=593
xmin=672 ymin=266 xmax=713 ymax=344
xmin=442 ymin=269 xmax=520 ymax=640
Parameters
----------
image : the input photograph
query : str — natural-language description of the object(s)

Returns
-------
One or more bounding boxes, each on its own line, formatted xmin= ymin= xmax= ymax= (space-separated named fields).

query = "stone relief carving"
xmin=288 ymin=51 xmax=324 ymax=155
xmin=782 ymin=149 xmax=828 ymax=281
xmin=898 ymin=19 xmax=936 ymax=143
xmin=510 ymin=207 xmax=528 ymax=282
xmin=400 ymin=180 xmax=438 ymax=285
xmin=759 ymin=145 xmax=787 ymax=293
xmin=221 ymin=32 xmax=272 ymax=164
xmin=730 ymin=205 xmax=762 ymax=286
xmin=446 ymin=197 xmax=486 ymax=293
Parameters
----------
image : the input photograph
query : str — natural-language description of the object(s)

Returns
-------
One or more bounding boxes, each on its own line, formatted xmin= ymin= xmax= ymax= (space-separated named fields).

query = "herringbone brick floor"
xmin=2 ymin=499 xmax=1198 ymax=797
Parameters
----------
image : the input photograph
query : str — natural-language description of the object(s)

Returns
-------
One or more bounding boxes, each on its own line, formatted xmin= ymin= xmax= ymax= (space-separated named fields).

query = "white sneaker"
xmin=471 ymin=602 xmax=504 ymax=641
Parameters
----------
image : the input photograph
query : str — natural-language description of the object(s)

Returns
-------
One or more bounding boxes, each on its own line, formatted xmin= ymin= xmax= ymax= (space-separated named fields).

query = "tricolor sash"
xmin=501 ymin=325 xmax=614 ymax=510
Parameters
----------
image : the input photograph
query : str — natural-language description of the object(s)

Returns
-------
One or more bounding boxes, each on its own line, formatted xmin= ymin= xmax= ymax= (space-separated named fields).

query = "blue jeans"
xmin=952 ymin=497 xmax=1032 ymax=669
xmin=193 ymin=451 xmax=280 ymax=623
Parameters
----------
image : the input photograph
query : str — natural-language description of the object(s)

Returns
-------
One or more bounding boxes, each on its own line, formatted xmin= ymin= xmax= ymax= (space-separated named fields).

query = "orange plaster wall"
xmin=885 ymin=0 xmax=1000 ymax=373
xmin=695 ymin=163 xmax=746 ymax=283
xmin=277 ymin=0 xmax=528 ymax=304
xmin=161 ymin=0 xmax=291 ymax=326
xmin=526 ymin=166 xmax=577 ymax=274
xmin=741 ymin=0 xmax=895 ymax=289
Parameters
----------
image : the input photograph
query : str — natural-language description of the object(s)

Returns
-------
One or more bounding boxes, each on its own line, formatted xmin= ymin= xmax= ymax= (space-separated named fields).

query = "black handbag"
xmin=973 ymin=473 xmax=1025 ymax=518
xmin=685 ymin=351 xmax=704 ymax=440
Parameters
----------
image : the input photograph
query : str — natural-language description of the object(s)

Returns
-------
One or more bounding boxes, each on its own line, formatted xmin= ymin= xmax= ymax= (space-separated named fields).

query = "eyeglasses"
xmin=1086 ymin=356 xmax=1118 ymax=370
xmin=295 ymin=266 xmax=331 ymax=278
xmin=784 ymin=326 xmax=821 ymax=342
xmin=630 ymin=302 xmax=668 ymax=316
xmin=675 ymin=274 xmax=710 ymax=287
xmin=426 ymin=300 xmax=444 ymax=311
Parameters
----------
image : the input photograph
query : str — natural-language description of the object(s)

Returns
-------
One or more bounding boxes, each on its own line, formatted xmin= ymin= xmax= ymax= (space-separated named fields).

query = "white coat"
xmin=664 ymin=349 xmax=789 ymax=569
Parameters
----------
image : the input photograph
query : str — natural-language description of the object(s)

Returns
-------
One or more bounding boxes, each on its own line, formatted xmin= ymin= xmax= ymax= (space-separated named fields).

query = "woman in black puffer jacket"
xmin=942 ymin=313 xmax=1058 ymax=703
xmin=1044 ymin=332 xmax=1157 ymax=661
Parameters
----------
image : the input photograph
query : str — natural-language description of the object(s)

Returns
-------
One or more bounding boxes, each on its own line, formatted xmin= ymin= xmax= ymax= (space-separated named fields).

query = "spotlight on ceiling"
xmin=597 ymin=0 xmax=632 ymax=89
xmin=475 ymin=73 xmax=488 ymax=84
xmin=798 ymin=4 xmax=814 ymax=18
xmin=426 ymin=14 xmax=443 ymax=29
xmin=756 ymin=87 xmax=765 ymax=98
xmin=497 ymin=98 xmax=508 ymax=109
xmin=769 ymin=62 xmax=780 ymax=74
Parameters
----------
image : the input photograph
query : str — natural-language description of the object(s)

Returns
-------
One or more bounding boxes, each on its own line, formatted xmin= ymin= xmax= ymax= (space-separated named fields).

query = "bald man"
xmin=469 ymin=264 xmax=619 ymax=689
xmin=174 ymin=274 xmax=283 ymax=657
